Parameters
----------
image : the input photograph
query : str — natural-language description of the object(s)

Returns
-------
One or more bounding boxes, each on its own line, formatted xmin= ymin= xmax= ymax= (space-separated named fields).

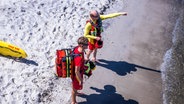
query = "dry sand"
xmin=78 ymin=0 xmax=173 ymax=104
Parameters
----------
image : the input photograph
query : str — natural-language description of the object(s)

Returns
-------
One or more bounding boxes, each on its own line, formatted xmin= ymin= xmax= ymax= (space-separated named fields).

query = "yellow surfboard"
xmin=0 ymin=40 xmax=27 ymax=58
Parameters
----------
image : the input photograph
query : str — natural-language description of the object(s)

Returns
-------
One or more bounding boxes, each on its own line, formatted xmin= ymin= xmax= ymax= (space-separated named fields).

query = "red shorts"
xmin=88 ymin=41 xmax=97 ymax=51
xmin=72 ymin=75 xmax=83 ymax=90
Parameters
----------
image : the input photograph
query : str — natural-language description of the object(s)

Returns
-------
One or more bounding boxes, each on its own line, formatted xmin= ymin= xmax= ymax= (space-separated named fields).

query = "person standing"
xmin=71 ymin=36 xmax=88 ymax=104
xmin=84 ymin=10 xmax=127 ymax=62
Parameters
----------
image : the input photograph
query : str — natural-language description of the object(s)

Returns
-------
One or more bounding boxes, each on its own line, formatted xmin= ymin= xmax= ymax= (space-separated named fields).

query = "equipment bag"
xmin=55 ymin=49 xmax=79 ymax=78
xmin=84 ymin=61 xmax=96 ymax=77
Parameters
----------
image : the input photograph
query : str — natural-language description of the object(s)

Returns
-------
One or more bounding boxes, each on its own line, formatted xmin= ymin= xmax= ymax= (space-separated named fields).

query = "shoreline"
xmin=161 ymin=3 xmax=184 ymax=103
xmin=77 ymin=0 xmax=174 ymax=104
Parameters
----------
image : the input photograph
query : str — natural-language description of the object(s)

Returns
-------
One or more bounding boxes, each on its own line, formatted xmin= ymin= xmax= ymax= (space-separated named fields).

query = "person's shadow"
xmin=78 ymin=85 xmax=139 ymax=104
xmin=96 ymin=59 xmax=161 ymax=76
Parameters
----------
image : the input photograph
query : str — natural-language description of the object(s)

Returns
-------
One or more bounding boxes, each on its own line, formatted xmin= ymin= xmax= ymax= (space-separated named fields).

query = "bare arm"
xmin=75 ymin=66 xmax=83 ymax=85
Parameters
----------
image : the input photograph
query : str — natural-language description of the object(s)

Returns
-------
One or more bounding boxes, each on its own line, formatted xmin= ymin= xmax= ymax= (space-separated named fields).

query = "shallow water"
xmin=0 ymin=0 xmax=183 ymax=103
xmin=161 ymin=1 xmax=184 ymax=104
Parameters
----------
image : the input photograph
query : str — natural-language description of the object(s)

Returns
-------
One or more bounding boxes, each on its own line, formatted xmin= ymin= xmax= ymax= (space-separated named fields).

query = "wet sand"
xmin=77 ymin=0 xmax=173 ymax=104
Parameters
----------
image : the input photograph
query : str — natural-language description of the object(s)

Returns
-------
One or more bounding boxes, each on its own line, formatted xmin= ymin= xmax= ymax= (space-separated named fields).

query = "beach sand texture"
xmin=0 ymin=0 xmax=182 ymax=103
xmin=78 ymin=0 xmax=174 ymax=104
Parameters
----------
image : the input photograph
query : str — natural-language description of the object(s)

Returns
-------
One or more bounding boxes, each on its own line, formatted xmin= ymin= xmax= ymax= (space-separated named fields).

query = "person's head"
xmin=104 ymin=85 xmax=116 ymax=93
xmin=90 ymin=10 xmax=99 ymax=20
xmin=77 ymin=36 xmax=88 ymax=49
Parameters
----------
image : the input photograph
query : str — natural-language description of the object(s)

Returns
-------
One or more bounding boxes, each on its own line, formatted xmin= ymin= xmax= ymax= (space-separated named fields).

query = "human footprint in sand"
xmin=84 ymin=10 xmax=127 ymax=62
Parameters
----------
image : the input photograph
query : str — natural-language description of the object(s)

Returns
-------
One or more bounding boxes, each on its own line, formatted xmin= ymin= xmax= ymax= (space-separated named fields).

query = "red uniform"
xmin=88 ymin=41 xmax=97 ymax=50
xmin=72 ymin=46 xmax=85 ymax=90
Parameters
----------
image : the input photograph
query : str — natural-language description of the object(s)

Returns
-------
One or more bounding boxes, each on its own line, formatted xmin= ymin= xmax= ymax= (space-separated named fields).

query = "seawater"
xmin=161 ymin=1 xmax=184 ymax=104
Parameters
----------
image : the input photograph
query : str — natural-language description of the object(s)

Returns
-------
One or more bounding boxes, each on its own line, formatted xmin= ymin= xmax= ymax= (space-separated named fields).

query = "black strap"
xmin=89 ymin=18 xmax=102 ymax=29
xmin=71 ymin=46 xmax=82 ymax=58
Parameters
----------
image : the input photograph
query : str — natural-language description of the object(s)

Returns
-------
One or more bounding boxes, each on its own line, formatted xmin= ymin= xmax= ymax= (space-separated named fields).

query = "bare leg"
xmin=86 ymin=49 xmax=93 ymax=61
xmin=92 ymin=48 xmax=97 ymax=62
xmin=71 ymin=87 xmax=77 ymax=104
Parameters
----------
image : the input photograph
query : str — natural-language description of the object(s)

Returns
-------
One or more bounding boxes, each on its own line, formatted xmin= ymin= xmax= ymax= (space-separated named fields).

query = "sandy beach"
xmin=77 ymin=0 xmax=173 ymax=104
xmin=1 ymin=0 xmax=181 ymax=103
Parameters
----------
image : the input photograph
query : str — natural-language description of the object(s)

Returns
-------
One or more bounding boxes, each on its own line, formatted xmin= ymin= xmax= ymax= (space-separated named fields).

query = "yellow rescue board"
xmin=0 ymin=40 xmax=27 ymax=58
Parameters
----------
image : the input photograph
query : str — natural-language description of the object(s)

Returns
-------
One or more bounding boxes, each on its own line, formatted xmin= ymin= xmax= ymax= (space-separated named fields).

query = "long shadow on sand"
xmin=0 ymin=55 xmax=38 ymax=66
xmin=78 ymin=85 xmax=139 ymax=104
xmin=16 ymin=58 xmax=38 ymax=66
xmin=96 ymin=59 xmax=160 ymax=76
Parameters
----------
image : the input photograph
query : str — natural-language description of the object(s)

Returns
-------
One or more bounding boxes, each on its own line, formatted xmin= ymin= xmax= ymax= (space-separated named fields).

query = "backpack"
xmin=55 ymin=48 xmax=80 ymax=78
